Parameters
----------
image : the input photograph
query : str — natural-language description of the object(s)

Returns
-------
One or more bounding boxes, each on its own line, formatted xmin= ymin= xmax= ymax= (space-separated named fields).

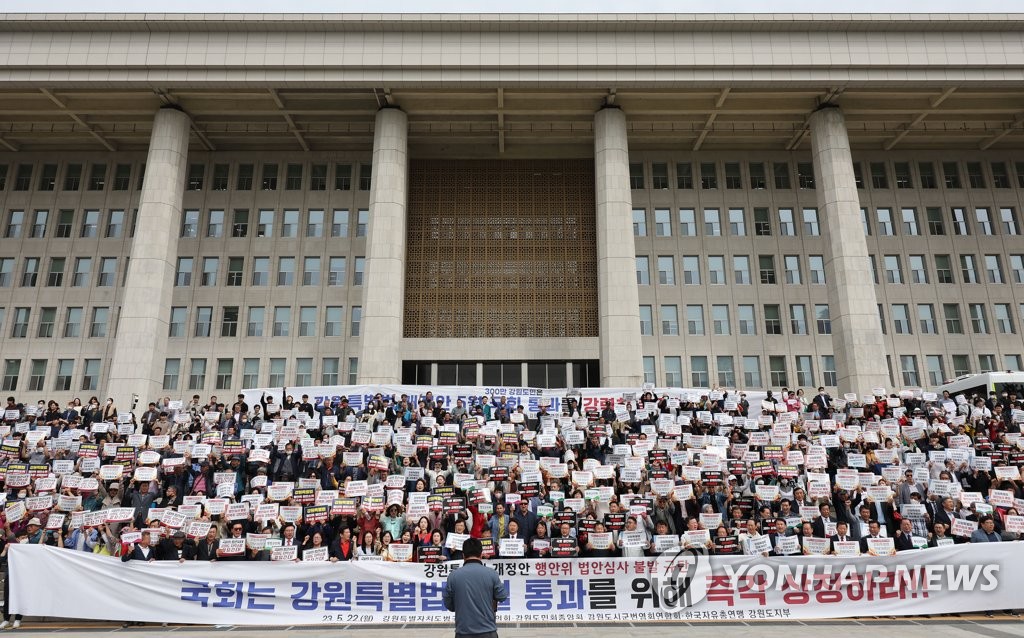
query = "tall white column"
xmin=357 ymin=107 xmax=408 ymax=383
xmin=107 ymin=106 xmax=191 ymax=408
xmin=809 ymin=105 xmax=890 ymax=394
xmin=594 ymin=107 xmax=644 ymax=387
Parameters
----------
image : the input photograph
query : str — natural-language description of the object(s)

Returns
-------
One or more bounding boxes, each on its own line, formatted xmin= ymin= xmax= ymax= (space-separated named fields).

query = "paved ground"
xmin=2 ymin=616 xmax=1022 ymax=636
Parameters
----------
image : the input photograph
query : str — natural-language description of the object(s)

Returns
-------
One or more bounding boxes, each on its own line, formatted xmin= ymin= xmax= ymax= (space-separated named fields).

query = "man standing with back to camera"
xmin=444 ymin=538 xmax=508 ymax=638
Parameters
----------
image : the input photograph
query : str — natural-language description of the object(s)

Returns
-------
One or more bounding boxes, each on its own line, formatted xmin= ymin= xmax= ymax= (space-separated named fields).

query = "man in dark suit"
xmin=814 ymin=387 xmax=832 ymax=410
xmin=858 ymin=520 xmax=886 ymax=554
xmin=158 ymin=530 xmax=197 ymax=561
xmin=121 ymin=530 xmax=157 ymax=562
xmin=934 ymin=497 xmax=958 ymax=528
xmin=828 ymin=520 xmax=854 ymax=553
xmin=196 ymin=527 xmax=220 ymax=561
xmin=893 ymin=519 xmax=917 ymax=552
xmin=811 ymin=503 xmax=838 ymax=538
xmin=769 ymin=519 xmax=796 ymax=556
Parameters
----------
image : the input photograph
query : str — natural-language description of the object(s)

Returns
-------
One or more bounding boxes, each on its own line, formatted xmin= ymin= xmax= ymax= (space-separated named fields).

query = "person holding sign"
xmin=158 ymin=530 xmax=197 ymax=561
xmin=617 ymin=516 xmax=650 ymax=557
xmin=585 ymin=522 xmax=615 ymax=558
xmin=740 ymin=519 xmax=770 ymax=557
xmin=858 ymin=520 xmax=893 ymax=556
xmin=121 ymin=530 xmax=157 ymax=562
xmin=444 ymin=537 xmax=508 ymax=638
xmin=300 ymin=531 xmax=331 ymax=558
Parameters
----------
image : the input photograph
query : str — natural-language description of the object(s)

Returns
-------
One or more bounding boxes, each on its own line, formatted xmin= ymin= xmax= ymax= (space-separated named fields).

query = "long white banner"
xmin=11 ymin=544 xmax=1021 ymax=624
xmin=242 ymin=384 xmax=768 ymax=417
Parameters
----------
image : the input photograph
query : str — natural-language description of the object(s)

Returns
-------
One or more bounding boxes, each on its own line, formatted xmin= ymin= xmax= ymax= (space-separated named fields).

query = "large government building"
xmin=1 ymin=13 xmax=1024 ymax=406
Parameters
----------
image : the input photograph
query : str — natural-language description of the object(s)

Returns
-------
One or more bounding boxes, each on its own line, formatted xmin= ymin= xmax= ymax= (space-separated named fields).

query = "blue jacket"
xmin=444 ymin=558 xmax=508 ymax=635
xmin=488 ymin=513 xmax=511 ymax=544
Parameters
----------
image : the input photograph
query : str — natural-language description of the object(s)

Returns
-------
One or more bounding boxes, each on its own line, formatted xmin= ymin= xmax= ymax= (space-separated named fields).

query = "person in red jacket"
xmin=467 ymin=505 xmax=488 ymax=538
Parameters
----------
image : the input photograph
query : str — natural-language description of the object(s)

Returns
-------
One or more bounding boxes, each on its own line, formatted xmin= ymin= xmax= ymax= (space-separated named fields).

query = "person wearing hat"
xmin=24 ymin=518 xmax=45 ymax=544
xmin=158 ymin=530 xmax=197 ymax=562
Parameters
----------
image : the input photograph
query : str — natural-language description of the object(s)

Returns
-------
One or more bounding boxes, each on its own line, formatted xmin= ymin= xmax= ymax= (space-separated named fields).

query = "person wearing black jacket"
xmin=297 ymin=395 xmax=315 ymax=419
xmin=158 ymin=531 xmax=197 ymax=561
xmin=271 ymin=442 xmax=303 ymax=481
xmin=329 ymin=527 xmax=355 ymax=561
xmin=196 ymin=527 xmax=219 ymax=561
xmin=217 ymin=521 xmax=250 ymax=561
xmin=126 ymin=479 xmax=158 ymax=528
xmin=121 ymin=531 xmax=157 ymax=562
xmin=893 ymin=519 xmax=917 ymax=552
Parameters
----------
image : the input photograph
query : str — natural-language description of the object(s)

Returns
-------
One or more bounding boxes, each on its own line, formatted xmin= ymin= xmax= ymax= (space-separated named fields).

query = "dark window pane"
xmin=502 ymin=362 xmax=522 ymax=386
xmin=482 ymin=363 xmax=502 ymax=385
xmin=527 ymin=363 xmax=546 ymax=388
xmin=547 ymin=363 xmax=566 ymax=388
xmin=437 ymin=363 xmax=457 ymax=385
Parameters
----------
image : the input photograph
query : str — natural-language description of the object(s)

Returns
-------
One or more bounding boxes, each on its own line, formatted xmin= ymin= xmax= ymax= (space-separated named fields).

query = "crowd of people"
xmin=1 ymin=383 xmax=1023 ymax=626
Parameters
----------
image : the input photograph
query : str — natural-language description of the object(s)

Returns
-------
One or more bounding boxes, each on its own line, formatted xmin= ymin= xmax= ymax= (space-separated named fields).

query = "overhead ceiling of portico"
xmin=0 ymin=85 xmax=1022 ymax=156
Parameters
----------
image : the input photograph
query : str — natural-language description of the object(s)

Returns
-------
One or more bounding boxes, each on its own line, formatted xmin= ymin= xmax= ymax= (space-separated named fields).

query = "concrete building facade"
xmin=0 ymin=13 xmax=1023 ymax=406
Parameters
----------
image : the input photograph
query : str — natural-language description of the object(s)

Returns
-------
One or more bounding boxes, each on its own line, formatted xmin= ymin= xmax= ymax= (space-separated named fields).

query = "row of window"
xmin=641 ymin=352 xmax=1024 ymax=390
xmin=860 ymin=206 xmax=1019 ymax=237
xmin=638 ymin=301 xmax=1022 ymax=339
xmin=3 ymin=349 xmax=1018 ymax=395
xmin=628 ymin=159 xmax=1024 ymax=191
xmin=6 ymin=158 xmax=1023 ymax=195
xmin=644 ymin=354 xmax=835 ymax=389
xmin=630 ymin=206 xmax=1021 ymax=239
xmin=160 ymin=357 xmax=360 ymax=393
xmin=3 ymin=251 xmax=1021 ymax=292
xmin=0 ymin=356 xmax=361 ymax=394
xmin=878 ymin=303 xmax=1018 ymax=337
xmin=634 ymin=252 xmax=1024 ymax=287
xmin=0 ymin=162 xmax=372 ymax=194
xmin=172 ymin=255 xmax=364 ymax=288
xmin=3 ymin=300 xmax=1014 ymax=343
xmin=0 ymin=358 xmax=101 ymax=393
xmin=0 ymin=256 xmax=122 ymax=289
xmin=867 ymin=253 xmax=1024 ymax=286
xmin=1 ymin=207 xmax=371 ymax=241
xmin=639 ymin=303 xmax=831 ymax=337
xmin=6 ymin=205 xmax=1017 ymax=244
xmin=633 ymin=207 xmax=819 ymax=238
xmin=179 ymin=208 xmax=369 ymax=240
xmin=3 ymin=306 xmax=114 ymax=340
xmin=0 ymin=304 xmax=365 ymax=341
xmin=168 ymin=305 xmax=362 ymax=339
xmin=635 ymin=254 xmax=826 ymax=286
xmin=3 ymin=208 xmax=136 ymax=240
xmin=3 ymin=299 xmax=1015 ymax=345
xmin=0 ymin=254 xmax=367 ymax=290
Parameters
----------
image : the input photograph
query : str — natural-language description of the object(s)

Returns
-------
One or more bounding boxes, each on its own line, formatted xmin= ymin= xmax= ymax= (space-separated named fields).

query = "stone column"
xmin=809 ymin=105 xmax=890 ymax=394
xmin=107 ymin=106 xmax=191 ymax=409
xmin=357 ymin=107 xmax=408 ymax=384
xmin=594 ymin=107 xmax=644 ymax=387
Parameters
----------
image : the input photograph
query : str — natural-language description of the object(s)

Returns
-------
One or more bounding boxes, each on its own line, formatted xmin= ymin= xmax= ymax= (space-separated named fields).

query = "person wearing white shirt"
xmin=616 ymin=516 xmax=651 ymax=557
xmin=739 ymin=519 xmax=769 ymax=557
